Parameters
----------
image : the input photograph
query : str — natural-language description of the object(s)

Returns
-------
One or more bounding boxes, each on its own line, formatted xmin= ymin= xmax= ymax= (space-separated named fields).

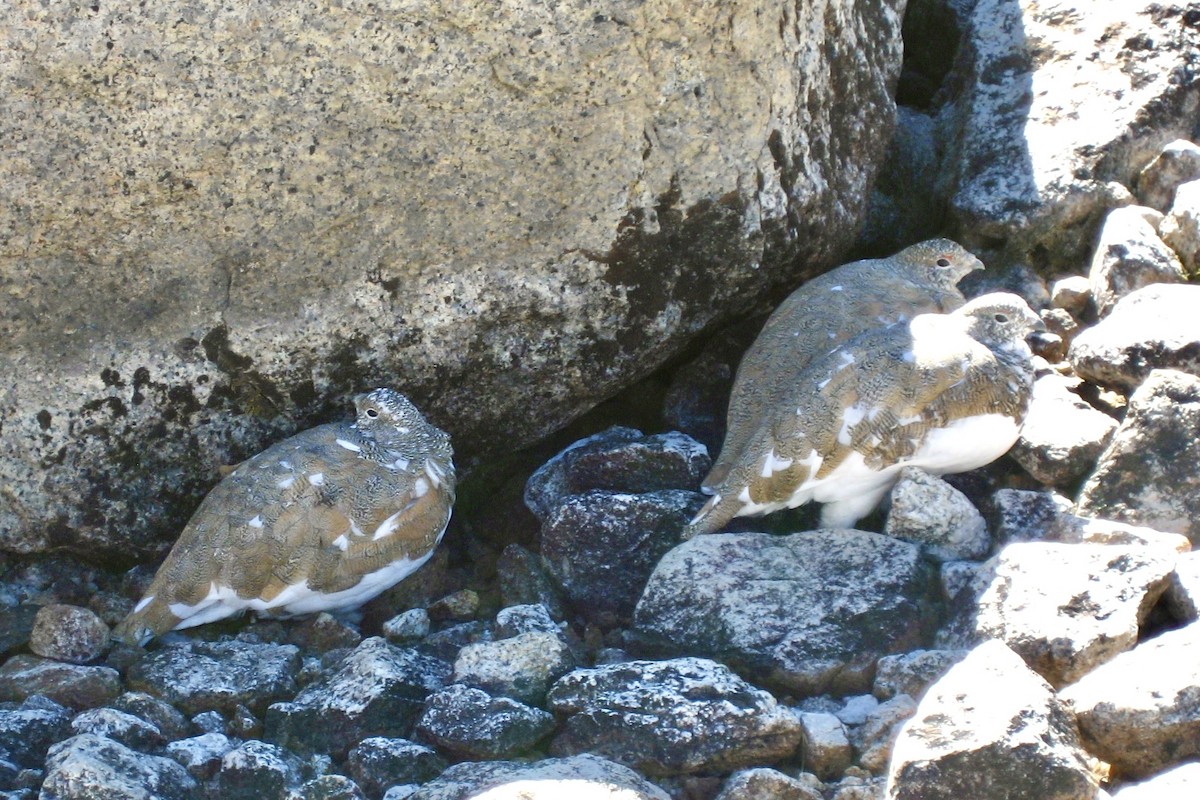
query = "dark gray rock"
xmin=217 ymin=739 xmax=304 ymax=800
xmin=70 ymin=707 xmax=165 ymax=752
xmin=191 ymin=710 xmax=226 ymax=736
xmin=632 ymin=531 xmax=939 ymax=694
xmin=1137 ymin=139 xmax=1200 ymax=212
xmin=495 ymin=545 xmax=566 ymax=619
xmin=1069 ymin=286 xmax=1200 ymax=392
xmin=1087 ymin=206 xmax=1186 ymax=318
xmin=547 ymin=657 xmax=802 ymax=775
xmin=873 ymin=650 xmax=966 ymax=702
xmin=345 ymin=737 xmax=446 ymax=799
xmin=887 ymin=640 xmax=1097 ymax=800
xmin=541 ymin=489 xmax=703 ymax=627
xmin=415 ymin=684 xmax=556 ymax=760
xmin=405 ymin=754 xmax=671 ymax=800
xmin=0 ymin=695 xmax=71 ymax=768
xmin=294 ymin=774 xmax=366 ymax=800
xmin=852 ymin=694 xmax=917 ymax=773
xmin=111 ymin=692 xmax=193 ymax=743
xmin=1076 ymin=369 xmax=1200 ymax=544
xmin=265 ymin=637 xmax=449 ymax=759
xmin=714 ymin=768 xmax=824 ymax=800
xmin=41 ymin=733 xmax=197 ymax=800
xmin=0 ymin=656 xmax=120 ymax=710
xmin=413 ymin=622 xmax=489 ymax=665
xmin=164 ymin=732 xmax=237 ymax=781
xmin=452 ymin=631 xmax=576 ymax=706
xmin=28 ymin=604 xmax=110 ymax=665
xmin=991 ymin=488 xmax=1190 ymax=551
xmin=1010 ymin=373 xmax=1119 ymax=487
xmin=0 ymin=606 xmax=39 ymax=661
xmin=126 ymin=639 xmax=301 ymax=716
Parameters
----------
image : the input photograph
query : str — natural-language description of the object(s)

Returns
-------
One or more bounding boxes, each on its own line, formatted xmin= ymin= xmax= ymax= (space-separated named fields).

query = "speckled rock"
xmin=495 ymin=544 xmax=566 ymax=619
xmin=265 ymin=637 xmax=449 ymax=759
xmin=294 ymin=774 xmax=367 ymax=800
xmin=1165 ymin=551 xmax=1200 ymax=622
xmin=883 ymin=468 xmax=989 ymax=562
xmin=1137 ymin=139 xmax=1200 ymax=212
xmin=453 ymin=631 xmax=575 ymax=706
xmin=70 ymin=707 xmax=165 ymax=751
xmin=41 ymin=733 xmax=197 ymax=800
xmin=0 ymin=656 xmax=120 ymax=710
xmin=0 ymin=694 xmax=72 ymax=768
xmin=714 ymin=768 xmax=824 ymax=800
xmin=111 ymin=692 xmax=192 ymax=743
xmin=990 ymin=488 xmax=1191 ymax=552
xmin=540 ymin=489 xmax=702 ymax=627
xmin=1061 ymin=621 xmax=1200 ymax=781
xmin=164 ymin=732 xmax=237 ymax=781
xmin=632 ymin=531 xmax=939 ymax=694
xmin=887 ymin=640 xmax=1098 ymax=800
xmin=851 ymin=694 xmax=916 ymax=773
xmin=346 ymin=737 xmax=447 ymax=799
xmin=796 ymin=712 xmax=852 ymax=781
xmin=1069 ymin=287 xmax=1200 ymax=391
xmin=873 ymin=649 xmax=965 ymax=702
xmin=0 ymin=0 xmax=908 ymax=561
xmin=126 ymin=639 xmax=301 ymax=716
xmin=218 ymin=739 xmax=304 ymax=800
xmin=1086 ymin=206 xmax=1186 ymax=318
xmin=381 ymin=608 xmax=432 ymax=645
xmin=493 ymin=603 xmax=561 ymax=638
xmin=1010 ymin=373 xmax=1119 ymax=487
xmin=1108 ymin=761 xmax=1200 ymax=799
xmin=1050 ymin=275 xmax=1092 ymax=318
xmin=938 ymin=542 xmax=1176 ymax=687
xmin=28 ymin=604 xmax=110 ymax=664
xmin=934 ymin=0 xmax=1199 ymax=269
xmin=547 ymin=657 xmax=802 ymax=775
xmin=406 ymin=753 xmax=672 ymax=800
xmin=1161 ymin=178 xmax=1200 ymax=276
xmin=416 ymin=684 xmax=556 ymax=760
xmin=1076 ymin=369 xmax=1200 ymax=544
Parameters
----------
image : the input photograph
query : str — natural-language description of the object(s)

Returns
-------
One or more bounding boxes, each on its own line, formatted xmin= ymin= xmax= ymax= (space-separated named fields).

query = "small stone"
xmin=852 ymin=694 xmax=917 ymax=773
xmin=797 ymin=712 xmax=852 ymax=780
xmin=1010 ymin=373 xmax=1118 ymax=487
xmin=192 ymin=710 xmax=226 ymax=735
xmin=884 ymin=468 xmax=989 ymax=562
xmin=346 ymin=737 xmax=446 ymax=798
xmin=1087 ymin=205 xmax=1185 ymax=317
xmin=453 ymin=631 xmax=576 ymax=705
xmin=0 ymin=694 xmax=72 ymax=768
xmin=0 ymin=655 xmax=120 ymax=710
xmin=427 ymin=589 xmax=480 ymax=622
xmin=1050 ymin=275 xmax=1092 ymax=317
xmin=835 ymin=695 xmax=880 ymax=727
xmin=404 ymin=754 xmax=671 ymax=800
xmin=218 ymin=739 xmax=304 ymax=800
xmin=714 ymin=767 xmax=824 ymax=800
xmin=42 ymin=733 xmax=197 ymax=800
xmin=938 ymin=561 xmax=981 ymax=603
xmin=165 ymin=732 xmax=236 ymax=781
xmin=294 ymin=774 xmax=367 ymax=800
xmin=111 ymin=691 xmax=192 ymax=742
xmin=1137 ymin=139 xmax=1200 ymax=212
xmin=28 ymin=604 xmax=110 ymax=664
xmin=416 ymin=684 xmax=556 ymax=760
xmin=873 ymin=650 xmax=965 ymax=701
xmin=1040 ymin=307 xmax=1080 ymax=343
xmin=70 ymin=707 xmax=164 ymax=751
xmin=381 ymin=608 xmax=431 ymax=644
xmin=494 ymin=603 xmax=561 ymax=638
xmin=1161 ymin=179 xmax=1200 ymax=276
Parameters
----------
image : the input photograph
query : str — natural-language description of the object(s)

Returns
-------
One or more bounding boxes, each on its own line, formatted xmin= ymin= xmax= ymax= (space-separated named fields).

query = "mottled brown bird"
xmin=114 ymin=388 xmax=454 ymax=646
xmin=684 ymin=293 xmax=1043 ymax=538
xmin=707 ymin=239 xmax=984 ymax=491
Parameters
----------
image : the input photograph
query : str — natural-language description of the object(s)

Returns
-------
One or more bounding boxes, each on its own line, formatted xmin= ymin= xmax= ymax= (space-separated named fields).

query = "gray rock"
xmin=524 ymin=428 xmax=710 ymax=522
xmin=714 ymin=768 xmax=824 ymax=800
xmin=1165 ymin=551 xmax=1200 ymax=622
xmin=265 ymin=637 xmax=449 ymax=759
xmin=1060 ymin=621 xmax=1200 ymax=780
xmin=991 ymin=489 xmax=1191 ymax=552
xmin=0 ymin=656 xmax=120 ymax=710
xmin=28 ymin=604 xmax=110 ymax=664
xmin=1109 ymin=761 xmax=1200 ymax=799
xmin=0 ymin=695 xmax=71 ymax=768
xmin=541 ymin=489 xmax=702 ymax=627
xmin=1010 ymin=374 xmax=1119 ymax=487
xmin=873 ymin=650 xmax=965 ymax=702
xmin=218 ymin=739 xmax=304 ymax=800
xmin=831 ymin=775 xmax=887 ymax=800
xmin=852 ymin=694 xmax=916 ymax=774
xmin=70 ymin=707 xmax=164 ymax=751
xmin=1161 ymin=178 xmax=1200 ymax=276
xmin=111 ymin=692 xmax=192 ymax=743
xmin=415 ymin=684 xmax=556 ymax=760
xmin=286 ymin=613 xmax=363 ymax=654
xmin=1 ymin=0 xmax=906 ymax=562
xmin=292 ymin=774 xmax=366 ymax=800
xmin=884 ymin=468 xmax=989 ymax=562
xmin=632 ymin=531 xmax=939 ymax=694
xmin=380 ymin=609 xmax=431 ymax=645
xmin=406 ymin=754 xmax=672 ymax=800
xmin=453 ymin=631 xmax=575 ymax=706
xmin=164 ymin=732 xmax=237 ymax=781
xmin=191 ymin=710 xmax=227 ymax=735
xmin=493 ymin=604 xmax=561 ymax=638
xmin=382 ymin=788 xmax=418 ymax=800
xmin=796 ymin=712 xmax=852 ymax=781
xmin=495 ymin=545 xmax=566 ymax=619
xmin=426 ymin=590 xmax=480 ymax=623
xmin=345 ymin=737 xmax=446 ymax=799
xmin=1069 ymin=287 xmax=1200 ymax=391
xmin=938 ymin=541 xmax=1176 ymax=687
xmin=547 ymin=657 xmax=802 ymax=775
xmin=41 ymin=733 xmax=197 ymax=800
xmin=1087 ymin=206 xmax=1186 ymax=318
xmin=935 ymin=0 xmax=1198 ymax=269
xmin=1137 ymin=139 xmax=1200 ymax=212
xmin=1050 ymin=275 xmax=1092 ymax=318
xmin=126 ymin=639 xmax=301 ymax=716
xmin=887 ymin=640 xmax=1097 ymax=800
xmin=1076 ymin=369 xmax=1200 ymax=544
xmin=856 ymin=107 xmax=943 ymax=256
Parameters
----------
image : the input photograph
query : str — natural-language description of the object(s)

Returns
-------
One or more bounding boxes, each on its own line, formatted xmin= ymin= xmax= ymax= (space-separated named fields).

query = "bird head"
xmin=955 ymin=292 xmax=1046 ymax=358
xmin=894 ymin=239 xmax=985 ymax=292
xmin=352 ymin=388 xmax=449 ymax=454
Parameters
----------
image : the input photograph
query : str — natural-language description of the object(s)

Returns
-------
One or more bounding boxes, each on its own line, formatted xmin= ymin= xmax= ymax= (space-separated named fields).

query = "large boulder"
xmin=0 ymin=0 xmax=907 ymax=559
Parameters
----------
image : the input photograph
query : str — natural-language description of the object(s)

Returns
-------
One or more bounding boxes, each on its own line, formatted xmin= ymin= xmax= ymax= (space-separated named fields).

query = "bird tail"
xmin=681 ymin=491 xmax=740 ymax=540
xmin=111 ymin=595 xmax=181 ymax=647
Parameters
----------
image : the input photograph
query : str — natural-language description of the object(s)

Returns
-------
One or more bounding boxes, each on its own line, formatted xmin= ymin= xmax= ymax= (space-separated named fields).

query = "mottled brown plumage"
xmin=708 ymin=239 xmax=983 ymax=491
xmin=114 ymin=388 xmax=454 ymax=645
xmin=685 ymin=293 xmax=1043 ymax=538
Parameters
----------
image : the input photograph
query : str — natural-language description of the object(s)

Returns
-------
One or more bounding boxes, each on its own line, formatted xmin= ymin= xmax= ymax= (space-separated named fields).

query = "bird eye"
xmin=994 ymin=313 xmax=1009 ymax=323
xmin=365 ymin=408 xmax=379 ymax=418
xmin=936 ymin=258 xmax=951 ymax=267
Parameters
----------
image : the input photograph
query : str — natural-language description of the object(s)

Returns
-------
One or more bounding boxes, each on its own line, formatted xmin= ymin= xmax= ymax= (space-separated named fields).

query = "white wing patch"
xmin=335 ymin=438 xmax=362 ymax=453
xmin=248 ymin=515 xmax=264 ymax=529
xmin=372 ymin=509 xmax=405 ymax=541
xmin=307 ymin=473 xmax=325 ymax=487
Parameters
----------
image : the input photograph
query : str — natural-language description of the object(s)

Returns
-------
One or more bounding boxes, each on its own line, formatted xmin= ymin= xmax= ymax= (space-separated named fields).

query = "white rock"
xmin=1010 ymin=374 xmax=1118 ymax=487
xmin=797 ymin=712 xmax=852 ymax=781
xmin=1087 ymin=205 xmax=1186 ymax=318
xmin=884 ymin=468 xmax=989 ymax=561
xmin=1050 ymin=275 xmax=1092 ymax=317
xmin=1108 ymin=761 xmax=1200 ymax=799
xmin=1161 ymin=178 xmax=1200 ymax=276
xmin=1137 ymin=139 xmax=1200 ymax=211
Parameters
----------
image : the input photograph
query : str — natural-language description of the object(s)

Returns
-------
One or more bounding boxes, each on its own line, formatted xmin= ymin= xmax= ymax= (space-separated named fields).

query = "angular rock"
xmin=218 ymin=739 xmax=304 ymax=800
xmin=1165 ymin=551 xmax=1200 ymax=622
xmin=495 ymin=544 xmax=566 ymax=619
xmin=416 ymin=684 xmax=556 ymax=760
xmin=1010 ymin=374 xmax=1119 ymax=487
xmin=405 ymin=754 xmax=672 ymax=800
xmin=0 ymin=656 xmax=120 ymax=710
xmin=873 ymin=649 xmax=965 ymax=702
xmin=41 ymin=733 xmax=197 ymax=800
xmin=541 ymin=489 xmax=702 ymax=627
xmin=1137 ymin=139 xmax=1200 ymax=212
xmin=796 ymin=712 xmax=852 ymax=781
xmin=938 ymin=541 xmax=1175 ymax=687
xmin=111 ymin=691 xmax=194 ymax=743
xmin=381 ymin=609 xmax=431 ymax=645
xmin=886 ymin=640 xmax=1098 ymax=800
xmin=935 ymin=0 xmax=1199 ymax=269
xmin=1050 ymin=275 xmax=1092 ymax=318
xmin=524 ymin=428 xmax=710 ymax=522
xmin=990 ymin=489 xmax=1190 ymax=552
xmin=164 ymin=732 xmax=237 ymax=781
xmin=851 ymin=694 xmax=916 ymax=773
xmin=493 ymin=603 xmax=561 ymax=638
xmin=295 ymin=774 xmax=367 ymax=800
xmin=884 ymin=468 xmax=989 ymax=562
xmin=346 ymin=737 xmax=447 ymax=799
xmin=453 ymin=631 xmax=575 ymax=706
xmin=2 ymin=0 xmax=907 ymax=561
xmin=633 ymin=531 xmax=939 ymax=694
xmin=265 ymin=637 xmax=449 ymax=758
xmin=1087 ymin=206 xmax=1186 ymax=318
xmin=0 ymin=694 xmax=71 ymax=768
xmin=1161 ymin=179 xmax=1200 ymax=276
xmin=547 ymin=657 xmax=802 ymax=775
xmin=714 ymin=768 xmax=824 ymax=800
xmin=1069 ymin=287 xmax=1200 ymax=391
xmin=1060 ymin=622 xmax=1200 ymax=780
xmin=70 ymin=707 xmax=165 ymax=751
xmin=1076 ymin=369 xmax=1200 ymax=543
xmin=28 ymin=604 xmax=110 ymax=664
xmin=1109 ymin=761 xmax=1200 ymax=799
xmin=126 ymin=639 xmax=301 ymax=716
xmin=426 ymin=590 xmax=480 ymax=623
